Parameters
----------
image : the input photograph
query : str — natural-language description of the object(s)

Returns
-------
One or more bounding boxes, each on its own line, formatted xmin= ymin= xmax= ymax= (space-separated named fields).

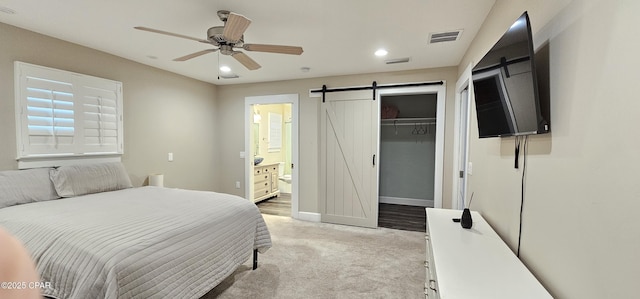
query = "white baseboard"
xmin=379 ymin=196 xmax=434 ymax=207
xmin=296 ymin=211 xmax=321 ymax=222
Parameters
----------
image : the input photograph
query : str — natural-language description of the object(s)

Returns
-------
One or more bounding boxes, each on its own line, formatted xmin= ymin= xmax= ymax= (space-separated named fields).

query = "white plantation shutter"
xmin=23 ymin=76 xmax=76 ymax=155
xmin=15 ymin=62 xmax=123 ymax=162
xmin=81 ymin=82 xmax=121 ymax=153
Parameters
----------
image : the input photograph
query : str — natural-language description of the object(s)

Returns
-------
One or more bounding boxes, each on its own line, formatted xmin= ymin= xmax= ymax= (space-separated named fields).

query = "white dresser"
xmin=424 ymin=208 xmax=552 ymax=299
xmin=253 ymin=163 xmax=280 ymax=202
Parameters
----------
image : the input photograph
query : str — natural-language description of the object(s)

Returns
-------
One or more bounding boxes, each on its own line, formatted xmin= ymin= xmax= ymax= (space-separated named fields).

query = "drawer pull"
xmin=264 ymin=183 xmax=268 ymax=186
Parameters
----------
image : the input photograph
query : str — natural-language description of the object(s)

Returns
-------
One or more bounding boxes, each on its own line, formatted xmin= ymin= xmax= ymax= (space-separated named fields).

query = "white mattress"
xmin=0 ymin=186 xmax=271 ymax=299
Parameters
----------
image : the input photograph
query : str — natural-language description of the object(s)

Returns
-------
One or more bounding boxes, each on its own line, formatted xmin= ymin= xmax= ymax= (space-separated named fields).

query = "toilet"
xmin=277 ymin=162 xmax=292 ymax=183
xmin=278 ymin=162 xmax=292 ymax=193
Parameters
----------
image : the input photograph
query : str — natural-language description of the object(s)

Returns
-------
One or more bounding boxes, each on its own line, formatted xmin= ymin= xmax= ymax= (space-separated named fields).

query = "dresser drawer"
xmin=261 ymin=165 xmax=277 ymax=173
xmin=255 ymin=179 xmax=269 ymax=189
xmin=254 ymin=173 xmax=269 ymax=183
xmin=254 ymin=187 xmax=271 ymax=198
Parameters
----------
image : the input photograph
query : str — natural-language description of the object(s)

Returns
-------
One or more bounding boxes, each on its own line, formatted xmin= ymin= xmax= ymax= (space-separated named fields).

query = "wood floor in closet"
xmin=257 ymin=196 xmax=426 ymax=232
xmin=377 ymin=203 xmax=426 ymax=232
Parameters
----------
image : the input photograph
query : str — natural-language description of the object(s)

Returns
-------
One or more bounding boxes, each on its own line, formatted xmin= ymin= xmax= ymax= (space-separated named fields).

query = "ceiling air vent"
xmin=219 ymin=74 xmax=239 ymax=79
xmin=385 ymin=57 xmax=411 ymax=65
xmin=429 ymin=30 xmax=463 ymax=44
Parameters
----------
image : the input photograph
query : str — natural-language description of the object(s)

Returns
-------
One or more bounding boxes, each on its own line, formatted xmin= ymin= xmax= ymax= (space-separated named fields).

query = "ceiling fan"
xmin=134 ymin=10 xmax=303 ymax=71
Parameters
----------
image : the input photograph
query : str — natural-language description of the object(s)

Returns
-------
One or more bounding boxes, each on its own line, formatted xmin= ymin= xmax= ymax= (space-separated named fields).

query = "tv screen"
xmin=472 ymin=12 xmax=549 ymax=138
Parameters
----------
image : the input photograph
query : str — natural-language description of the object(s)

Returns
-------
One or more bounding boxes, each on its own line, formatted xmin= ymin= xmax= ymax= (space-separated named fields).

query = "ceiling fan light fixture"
xmin=219 ymin=66 xmax=231 ymax=73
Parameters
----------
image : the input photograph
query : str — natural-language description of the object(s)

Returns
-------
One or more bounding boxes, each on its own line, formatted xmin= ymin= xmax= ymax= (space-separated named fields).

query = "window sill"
xmin=17 ymin=154 xmax=122 ymax=169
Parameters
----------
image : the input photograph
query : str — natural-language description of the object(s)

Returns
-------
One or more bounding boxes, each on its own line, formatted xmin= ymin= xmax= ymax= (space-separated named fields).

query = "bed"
xmin=0 ymin=162 xmax=271 ymax=299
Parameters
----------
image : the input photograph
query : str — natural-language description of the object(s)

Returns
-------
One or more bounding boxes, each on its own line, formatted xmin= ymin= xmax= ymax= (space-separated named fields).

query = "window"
xmin=15 ymin=62 xmax=123 ymax=167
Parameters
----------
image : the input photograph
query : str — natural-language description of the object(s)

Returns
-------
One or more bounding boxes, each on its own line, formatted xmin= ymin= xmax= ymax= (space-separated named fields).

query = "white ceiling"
xmin=0 ymin=0 xmax=495 ymax=85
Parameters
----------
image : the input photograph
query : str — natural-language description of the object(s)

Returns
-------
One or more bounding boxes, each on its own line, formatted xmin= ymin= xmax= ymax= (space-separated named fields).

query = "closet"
xmin=317 ymin=81 xmax=445 ymax=229
xmin=379 ymin=94 xmax=437 ymax=207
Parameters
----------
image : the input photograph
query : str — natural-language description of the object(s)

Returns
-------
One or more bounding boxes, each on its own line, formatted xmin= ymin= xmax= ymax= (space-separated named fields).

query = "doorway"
xmin=452 ymin=63 xmax=473 ymax=210
xmin=377 ymin=87 xmax=445 ymax=232
xmin=245 ymin=94 xmax=299 ymax=218
xmin=379 ymin=93 xmax=438 ymax=207
xmin=377 ymin=85 xmax=446 ymax=209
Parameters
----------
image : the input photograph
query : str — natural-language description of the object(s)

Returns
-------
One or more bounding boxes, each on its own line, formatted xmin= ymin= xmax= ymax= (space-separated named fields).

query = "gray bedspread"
xmin=0 ymin=186 xmax=272 ymax=299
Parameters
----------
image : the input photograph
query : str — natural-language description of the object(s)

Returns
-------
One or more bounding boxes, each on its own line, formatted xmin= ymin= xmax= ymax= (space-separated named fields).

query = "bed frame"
xmin=253 ymin=249 xmax=259 ymax=270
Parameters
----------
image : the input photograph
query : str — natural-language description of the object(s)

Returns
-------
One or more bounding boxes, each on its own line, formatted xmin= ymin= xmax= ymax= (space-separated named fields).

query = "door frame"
xmin=377 ymin=83 xmax=447 ymax=208
xmin=451 ymin=63 xmax=473 ymax=210
xmin=244 ymin=94 xmax=299 ymax=218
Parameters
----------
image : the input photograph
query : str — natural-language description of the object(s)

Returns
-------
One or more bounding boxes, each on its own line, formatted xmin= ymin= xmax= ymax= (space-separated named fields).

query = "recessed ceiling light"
xmin=375 ymin=49 xmax=388 ymax=57
xmin=219 ymin=66 xmax=231 ymax=73
xmin=300 ymin=67 xmax=311 ymax=73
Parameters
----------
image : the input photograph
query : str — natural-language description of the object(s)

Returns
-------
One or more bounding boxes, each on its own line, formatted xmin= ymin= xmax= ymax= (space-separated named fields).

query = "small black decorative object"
xmin=461 ymin=192 xmax=474 ymax=229
xmin=461 ymin=208 xmax=473 ymax=229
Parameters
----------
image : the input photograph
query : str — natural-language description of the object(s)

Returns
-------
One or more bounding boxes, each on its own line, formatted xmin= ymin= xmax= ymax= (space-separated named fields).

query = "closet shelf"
xmin=381 ymin=117 xmax=436 ymax=126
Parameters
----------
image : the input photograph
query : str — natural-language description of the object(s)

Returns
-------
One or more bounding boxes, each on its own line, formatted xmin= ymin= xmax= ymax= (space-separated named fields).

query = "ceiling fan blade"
xmin=243 ymin=44 xmax=303 ymax=55
xmin=223 ymin=13 xmax=251 ymax=42
xmin=134 ymin=26 xmax=209 ymax=44
xmin=232 ymin=51 xmax=261 ymax=70
xmin=173 ymin=49 xmax=218 ymax=61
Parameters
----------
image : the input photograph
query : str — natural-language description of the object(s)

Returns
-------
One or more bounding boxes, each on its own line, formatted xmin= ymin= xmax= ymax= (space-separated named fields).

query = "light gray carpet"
xmin=203 ymin=214 xmax=425 ymax=298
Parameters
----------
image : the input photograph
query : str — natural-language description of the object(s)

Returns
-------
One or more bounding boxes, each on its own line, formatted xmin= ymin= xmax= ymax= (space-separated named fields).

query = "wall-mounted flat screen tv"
xmin=472 ymin=11 xmax=549 ymax=138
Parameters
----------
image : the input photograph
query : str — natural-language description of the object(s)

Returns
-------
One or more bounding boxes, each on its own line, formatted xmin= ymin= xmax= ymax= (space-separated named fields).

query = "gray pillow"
xmin=0 ymin=167 xmax=60 ymax=209
xmin=50 ymin=162 xmax=133 ymax=197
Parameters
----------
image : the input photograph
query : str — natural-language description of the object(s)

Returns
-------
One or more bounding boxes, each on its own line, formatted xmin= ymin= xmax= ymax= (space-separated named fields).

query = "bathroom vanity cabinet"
xmin=254 ymin=163 xmax=280 ymax=202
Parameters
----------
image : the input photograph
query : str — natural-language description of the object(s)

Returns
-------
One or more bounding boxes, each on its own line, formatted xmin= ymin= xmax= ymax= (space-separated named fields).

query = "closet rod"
xmin=311 ymin=81 xmax=444 ymax=102
xmin=380 ymin=122 xmax=435 ymax=126
xmin=381 ymin=117 xmax=436 ymax=122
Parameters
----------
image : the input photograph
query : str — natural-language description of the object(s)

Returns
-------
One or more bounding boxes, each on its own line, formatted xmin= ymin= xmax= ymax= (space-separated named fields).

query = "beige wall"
xmin=0 ymin=22 xmax=219 ymax=190
xmin=459 ymin=0 xmax=640 ymax=298
xmin=216 ymin=67 xmax=458 ymax=212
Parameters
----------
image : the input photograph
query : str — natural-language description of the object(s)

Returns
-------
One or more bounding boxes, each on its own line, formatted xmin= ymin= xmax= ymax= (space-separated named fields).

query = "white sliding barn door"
xmin=320 ymin=90 xmax=379 ymax=228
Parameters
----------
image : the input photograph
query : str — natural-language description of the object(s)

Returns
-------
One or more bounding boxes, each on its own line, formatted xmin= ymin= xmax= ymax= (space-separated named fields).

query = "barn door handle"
xmin=373 ymin=154 xmax=376 ymax=166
